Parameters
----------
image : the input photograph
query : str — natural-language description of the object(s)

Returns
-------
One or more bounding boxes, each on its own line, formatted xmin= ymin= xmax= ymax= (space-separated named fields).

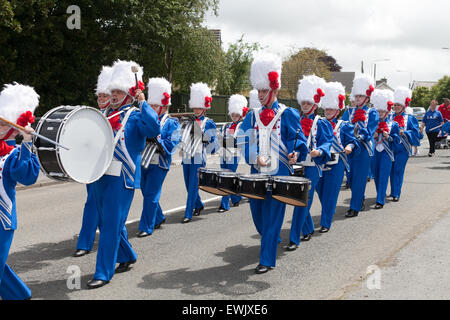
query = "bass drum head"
xmin=58 ymin=107 xmax=114 ymax=183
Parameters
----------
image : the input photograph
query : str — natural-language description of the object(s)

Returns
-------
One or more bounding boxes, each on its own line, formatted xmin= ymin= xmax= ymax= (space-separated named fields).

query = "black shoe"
xmin=255 ymin=264 xmax=272 ymax=274
xmin=367 ymin=177 xmax=371 ymax=182
xmin=193 ymin=207 xmax=204 ymax=216
xmin=73 ymin=249 xmax=90 ymax=258
xmin=87 ymin=279 xmax=110 ymax=289
xmin=392 ymin=197 xmax=400 ymax=202
xmin=301 ymin=232 xmax=314 ymax=242
xmin=232 ymin=201 xmax=240 ymax=207
xmin=345 ymin=209 xmax=359 ymax=218
xmin=343 ymin=183 xmax=350 ymax=189
xmin=428 ymin=153 xmax=433 ymax=157
xmin=115 ymin=260 xmax=136 ymax=274
xmin=285 ymin=241 xmax=298 ymax=251
xmin=137 ymin=231 xmax=151 ymax=238
xmin=375 ymin=203 xmax=384 ymax=210
xmin=217 ymin=207 xmax=228 ymax=213
xmin=319 ymin=226 xmax=329 ymax=233
xmin=155 ymin=218 xmax=166 ymax=229
xmin=182 ymin=218 xmax=192 ymax=224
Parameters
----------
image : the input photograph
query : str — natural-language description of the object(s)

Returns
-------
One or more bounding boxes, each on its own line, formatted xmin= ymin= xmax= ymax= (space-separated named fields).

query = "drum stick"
xmin=0 ymin=117 xmax=70 ymax=151
xmin=429 ymin=124 xmax=444 ymax=132
xmin=106 ymin=107 xmax=131 ymax=120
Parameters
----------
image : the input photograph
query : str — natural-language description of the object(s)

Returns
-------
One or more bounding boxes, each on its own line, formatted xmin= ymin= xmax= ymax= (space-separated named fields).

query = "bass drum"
xmin=34 ymin=106 xmax=114 ymax=184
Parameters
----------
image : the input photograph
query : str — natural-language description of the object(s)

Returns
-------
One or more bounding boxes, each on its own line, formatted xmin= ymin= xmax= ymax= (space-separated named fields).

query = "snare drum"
xmin=238 ymin=174 xmax=271 ymax=200
xmin=34 ymin=106 xmax=114 ymax=183
xmin=217 ymin=171 xmax=240 ymax=195
xmin=198 ymin=168 xmax=231 ymax=196
xmin=271 ymin=176 xmax=310 ymax=207
xmin=291 ymin=165 xmax=305 ymax=177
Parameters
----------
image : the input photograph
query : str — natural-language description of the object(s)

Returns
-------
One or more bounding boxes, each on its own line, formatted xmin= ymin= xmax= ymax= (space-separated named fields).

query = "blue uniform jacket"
xmin=342 ymin=105 xmax=379 ymax=148
xmin=0 ymin=142 xmax=40 ymax=231
xmin=109 ymin=101 xmax=160 ymax=189
xmin=300 ymin=114 xmax=333 ymax=166
xmin=155 ymin=115 xmax=181 ymax=170
xmin=238 ymin=100 xmax=308 ymax=176
xmin=389 ymin=113 xmax=420 ymax=154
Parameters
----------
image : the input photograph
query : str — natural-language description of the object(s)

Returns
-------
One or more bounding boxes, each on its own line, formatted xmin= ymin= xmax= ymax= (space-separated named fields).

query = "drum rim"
xmin=272 ymin=176 xmax=311 ymax=183
xmin=34 ymin=106 xmax=72 ymax=179
xmin=239 ymin=174 xmax=271 ymax=181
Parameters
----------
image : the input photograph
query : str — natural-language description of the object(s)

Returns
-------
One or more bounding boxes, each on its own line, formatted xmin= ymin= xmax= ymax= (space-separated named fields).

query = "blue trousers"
xmin=76 ymin=184 xmax=99 ymax=251
xmin=348 ymin=147 xmax=371 ymax=212
xmin=249 ymin=193 xmax=286 ymax=267
xmin=139 ymin=165 xmax=168 ymax=234
xmin=290 ymin=166 xmax=320 ymax=245
xmin=373 ymin=151 xmax=393 ymax=205
xmin=220 ymin=162 xmax=242 ymax=210
xmin=390 ymin=151 xmax=409 ymax=199
xmin=92 ymin=175 xmax=137 ymax=281
xmin=316 ymin=161 xmax=346 ymax=229
xmin=0 ymin=229 xmax=31 ymax=300
xmin=183 ymin=163 xmax=205 ymax=219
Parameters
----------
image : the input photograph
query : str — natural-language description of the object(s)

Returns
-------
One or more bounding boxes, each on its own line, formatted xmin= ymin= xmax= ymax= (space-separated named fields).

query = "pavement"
xmin=5 ymin=138 xmax=450 ymax=300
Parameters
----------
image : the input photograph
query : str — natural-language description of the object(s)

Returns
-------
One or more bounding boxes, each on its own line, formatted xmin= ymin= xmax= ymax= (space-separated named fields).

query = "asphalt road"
xmin=7 ymin=140 xmax=450 ymax=300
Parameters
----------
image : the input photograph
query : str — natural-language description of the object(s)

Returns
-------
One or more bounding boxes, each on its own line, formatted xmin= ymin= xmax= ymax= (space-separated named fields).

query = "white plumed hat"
xmin=0 ymin=83 xmax=39 ymax=123
xmin=371 ymin=89 xmax=394 ymax=111
xmin=107 ymin=60 xmax=143 ymax=93
xmin=189 ymin=82 xmax=212 ymax=109
xmin=351 ymin=73 xmax=375 ymax=97
xmin=228 ymin=94 xmax=248 ymax=117
xmin=297 ymin=75 xmax=326 ymax=105
xmin=393 ymin=86 xmax=412 ymax=107
xmin=321 ymin=82 xmax=346 ymax=110
xmin=95 ymin=66 xmax=113 ymax=96
xmin=147 ymin=78 xmax=171 ymax=107
xmin=249 ymin=89 xmax=261 ymax=110
xmin=250 ymin=53 xmax=282 ymax=91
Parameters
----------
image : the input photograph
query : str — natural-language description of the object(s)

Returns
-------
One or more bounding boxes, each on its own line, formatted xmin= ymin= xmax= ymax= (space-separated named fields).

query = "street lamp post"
xmin=372 ymin=59 xmax=390 ymax=81
xmin=397 ymin=70 xmax=413 ymax=89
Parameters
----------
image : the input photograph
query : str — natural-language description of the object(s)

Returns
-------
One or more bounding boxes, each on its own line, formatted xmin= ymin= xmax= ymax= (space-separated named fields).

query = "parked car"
xmin=412 ymin=107 xmax=426 ymax=121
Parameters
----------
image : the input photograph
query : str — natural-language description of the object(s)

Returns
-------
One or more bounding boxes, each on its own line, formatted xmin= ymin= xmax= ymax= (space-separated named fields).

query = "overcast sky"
xmin=204 ymin=0 xmax=450 ymax=89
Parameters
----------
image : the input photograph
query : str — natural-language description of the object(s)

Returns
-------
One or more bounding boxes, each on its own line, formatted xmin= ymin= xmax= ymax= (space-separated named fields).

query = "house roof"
xmin=330 ymin=72 xmax=355 ymax=93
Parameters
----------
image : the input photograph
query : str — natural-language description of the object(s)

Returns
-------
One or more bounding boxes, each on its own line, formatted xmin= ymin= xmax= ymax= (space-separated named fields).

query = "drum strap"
xmin=112 ymin=107 xmax=138 ymax=148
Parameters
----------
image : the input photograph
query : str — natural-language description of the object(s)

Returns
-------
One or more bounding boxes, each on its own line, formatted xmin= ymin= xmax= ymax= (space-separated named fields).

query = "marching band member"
xmin=0 ymin=83 xmax=40 ymax=300
xmin=181 ymin=83 xmax=219 ymax=224
xmin=344 ymin=93 xmax=357 ymax=189
xmin=389 ymin=87 xmax=420 ymax=203
xmin=137 ymin=78 xmax=180 ymax=237
xmin=74 ymin=65 xmax=113 ymax=257
xmin=315 ymin=82 xmax=358 ymax=233
xmin=217 ymin=94 xmax=248 ymax=213
xmin=87 ymin=60 xmax=160 ymax=289
xmin=342 ymin=74 xmax=379 ymax=218
xmin=238 ymin=53 xmax=308 ymax=273
xmin=249 ymin=89 xmax=262 ymax=110
xmin=286 ymin=75 xmax=333 ymax=251
xmin=371 ymin=89 xmax=400 ymax=209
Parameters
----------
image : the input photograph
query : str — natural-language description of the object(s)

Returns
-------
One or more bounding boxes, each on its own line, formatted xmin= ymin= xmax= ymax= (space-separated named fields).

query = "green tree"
xmin=411 ymin=86 xmax=432 ymax=109
xmin=430 ymin=76 xmax=450 ymax=104
xmin=216 ymin=36 xmax=260 ymax=96
xmin=281 ymin=47 xmax=332 ymax=99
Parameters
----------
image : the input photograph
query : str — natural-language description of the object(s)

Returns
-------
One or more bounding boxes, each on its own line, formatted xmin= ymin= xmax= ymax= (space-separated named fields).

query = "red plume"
xmin=268 ymin=72 xmax=280 ymax=91
xmin=17 ymin=111 xmax=35 ymax=127
xmin=161 ymin=92 xmax=170 ymax=106
xmin=204 ymin=96 xmax=212 ymax=109
xmin=405 ymin=97 xmax=411 ymax=107
xmin=338 ymin=94 xmax=346 ymax=110
xmin=129 ymin=80 xmax=146 ymax=97
xmin=387 ymin=101 xmax=394 ymax=112
xmin=242 ymin=107 xmax=249 ymax=118
xmin=366 ymin=85 xmax=375 ymax=97
xmin=314 ymin=88 xmax=325 ymax=104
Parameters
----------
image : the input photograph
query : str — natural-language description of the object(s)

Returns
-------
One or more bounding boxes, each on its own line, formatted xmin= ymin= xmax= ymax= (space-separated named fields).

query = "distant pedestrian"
xmin=421 ymin=100 xmax=444 ymax=156
xmin=438 ymin=98 xmax=450 ymax=122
